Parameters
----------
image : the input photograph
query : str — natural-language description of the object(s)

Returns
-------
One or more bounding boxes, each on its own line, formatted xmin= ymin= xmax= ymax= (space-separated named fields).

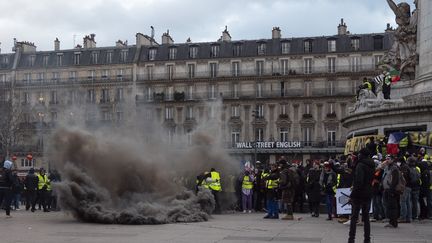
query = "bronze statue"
xmin=383 ymin=0 xmax=418 ymax=80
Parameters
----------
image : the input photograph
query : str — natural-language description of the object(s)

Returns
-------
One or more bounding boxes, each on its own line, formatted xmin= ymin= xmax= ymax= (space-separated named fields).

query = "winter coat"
xmin=350 ymin=157 xmax=375 ymax=200
xmin=24 ymin=173 xmax=39 ymax=192
xmin=320 ymin=170 xmax=337 ymax=195
xmin=0 ymin=168 xmax=13 ymax=189
xmin=264 ymin=169 xmax=280 ymax=199
xmin=279 ymin=166 xmax=296 ymax=203
xmin=306 ymin=169 xmax=322 ymax=203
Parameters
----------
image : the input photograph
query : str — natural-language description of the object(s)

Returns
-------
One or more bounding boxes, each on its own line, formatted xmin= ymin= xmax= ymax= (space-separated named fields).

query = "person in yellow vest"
xmin=207 ymin=168 xmax=222 ymax=214
xmin=241 ymin=170 xmax=254 ymax=213
xmin=263 ymin=163 xmax=280 ymax=219
xmin=36 ymin=168 xmax=50 ymax=212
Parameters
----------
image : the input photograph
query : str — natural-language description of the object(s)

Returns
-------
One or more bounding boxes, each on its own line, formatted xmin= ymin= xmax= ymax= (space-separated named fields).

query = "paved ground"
xmin=0 ymin=210 xmax=431 ymax=243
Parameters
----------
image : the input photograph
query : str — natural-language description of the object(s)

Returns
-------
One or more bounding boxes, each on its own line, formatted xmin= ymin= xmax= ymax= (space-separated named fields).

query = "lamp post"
xmin=252 ymin=106 xmax=258 ymax=165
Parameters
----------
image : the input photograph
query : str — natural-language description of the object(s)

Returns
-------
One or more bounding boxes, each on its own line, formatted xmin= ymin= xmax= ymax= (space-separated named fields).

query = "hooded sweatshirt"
xmin=350 ymin=155 xmax=375 ymax=200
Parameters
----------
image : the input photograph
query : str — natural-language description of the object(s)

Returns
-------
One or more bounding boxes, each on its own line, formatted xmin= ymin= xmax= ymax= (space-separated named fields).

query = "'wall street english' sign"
xmin=235 ymin=141 xmax=302 ymax=149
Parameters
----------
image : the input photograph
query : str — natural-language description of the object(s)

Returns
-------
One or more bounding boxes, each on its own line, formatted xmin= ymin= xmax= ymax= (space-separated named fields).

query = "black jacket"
xmin=24 ymin=173 xmax=39 ymax=191
xmin=0 ymin=168 xmax=13 ymax=189
xmin=350 ymin=157 xmax=375 ymax=200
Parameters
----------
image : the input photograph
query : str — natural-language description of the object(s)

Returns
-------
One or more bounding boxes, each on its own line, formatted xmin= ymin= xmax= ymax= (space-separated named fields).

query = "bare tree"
xmin=0 ymin=98 xmax=24 ymax=159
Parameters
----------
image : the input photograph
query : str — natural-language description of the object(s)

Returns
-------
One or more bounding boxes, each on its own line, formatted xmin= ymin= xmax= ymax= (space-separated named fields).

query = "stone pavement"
xmin=0 ymin=210 xmax=431 ymax=243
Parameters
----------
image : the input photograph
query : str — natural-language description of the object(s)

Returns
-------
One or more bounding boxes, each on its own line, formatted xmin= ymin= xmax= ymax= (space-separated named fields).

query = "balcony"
xmin=14 ymin=75 xmax=133 ymax=87
xmin=137 ymin=64 xmax=376 ymax=82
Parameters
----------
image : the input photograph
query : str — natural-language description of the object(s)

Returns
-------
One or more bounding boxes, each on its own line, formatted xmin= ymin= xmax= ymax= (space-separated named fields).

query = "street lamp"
xmin=251 ymin=107 xmax=259 ymax=166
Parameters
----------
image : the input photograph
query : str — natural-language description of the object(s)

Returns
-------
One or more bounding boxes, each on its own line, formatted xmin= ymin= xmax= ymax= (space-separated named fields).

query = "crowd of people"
xmin=0 ymin=164 xmax=60 ymax=218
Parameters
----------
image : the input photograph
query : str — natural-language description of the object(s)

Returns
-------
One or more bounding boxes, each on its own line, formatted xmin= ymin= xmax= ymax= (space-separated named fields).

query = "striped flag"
xmin=389 ymin=68 xmax=401 ymax=83
xmin=373 ymin=74 xmax=385 ymax=85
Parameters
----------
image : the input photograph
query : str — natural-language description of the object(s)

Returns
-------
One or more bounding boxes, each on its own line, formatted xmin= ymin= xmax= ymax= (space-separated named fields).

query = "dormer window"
xmin=351 ymin=37 xmax=360 ymax=51
xmin=373 ymin=36 xmax=384 ymax=50
xmin=2 ymin=56 xmax=9 ymax=65
xmin=211 ymin=45 xmax=220 ymax=58
xmin=120 ymin=49 xmax=128 ymax=62
xmin=281 ymin=41 xmax=290 ymax=54
xmin=189 ymin=46 xmax=198 ymax=58
xmin=233 ymin=44 xmax=242 ymax=56
xmin=43 ymin=55 xmax=49 ymax=67
xmin=28 ymin=55 xmax=36 ymax=67
xmin=257 ymin=42 xmax=266 ymax=55
xmin=73 ymin=53 xmax=81 ymax=65
xmin=56 ymin=53 xmax=63 ymax=66
xmin=91 ymin=52 xmax=99 ymax=64
xmin=148 ymin=48 xmax=157 ymax=60
xmin=106 ymin=51 xmax=113 ymax=63
xmin=169 ymin=47 xmax=177 ymax=60
xmin=304 ymin=39 xmax=313 ymax=53
xmin=327 ymin=39 xmax=336 ymax=52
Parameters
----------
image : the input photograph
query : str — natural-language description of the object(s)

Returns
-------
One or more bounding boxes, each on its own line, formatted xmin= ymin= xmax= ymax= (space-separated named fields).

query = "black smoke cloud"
xmin=48 ymin=119 xmax=238 ymax=224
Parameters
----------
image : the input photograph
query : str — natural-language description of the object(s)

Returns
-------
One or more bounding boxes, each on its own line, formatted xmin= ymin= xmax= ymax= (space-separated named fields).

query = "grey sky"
xmin=0 ymin=0 xmax=415 ymax=53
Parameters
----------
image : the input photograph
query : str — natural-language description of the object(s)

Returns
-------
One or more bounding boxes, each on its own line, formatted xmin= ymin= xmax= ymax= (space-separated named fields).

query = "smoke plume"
xmin=47 ymin=101 xmax=239 ymax=224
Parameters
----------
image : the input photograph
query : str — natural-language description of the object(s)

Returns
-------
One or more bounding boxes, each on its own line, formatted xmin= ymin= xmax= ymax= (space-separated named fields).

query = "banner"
xmin=409 ymin=132 xmax=432 ymax=148
xmin=336 ymin=188 xmax=373 ymax=215
xmin=344 ymin=135 xmax=385 ymax=155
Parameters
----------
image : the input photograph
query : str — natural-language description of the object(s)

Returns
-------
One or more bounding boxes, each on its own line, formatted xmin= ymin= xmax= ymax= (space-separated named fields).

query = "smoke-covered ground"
xmin=47 ymin=102 xmax=240 ymax=224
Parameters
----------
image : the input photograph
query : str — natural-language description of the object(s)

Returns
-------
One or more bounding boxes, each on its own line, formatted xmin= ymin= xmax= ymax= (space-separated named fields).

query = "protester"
xmin=306 ymin=161 xmax=322 ymax=217
xmin=320 ymin=161 xmax=337 ymax=220
xmin=0 ymin=160 xmax=14 ymax=217
xmin=263 ymin=163 xmax=279 ymax=219
xmin=24 ymin=168 xmax=38 ymax=212
xmin=207 ymin=168 xmax=222 ymax=214
xmin=382 ymin=155 xmax=401 ymax=228
xmin=278 ymin=159 xmax=298 ymax=220
xmin=241 ymin=169 xmax=254 ymax=213
xmin=36 ymin=168 xmax=51 ymax=212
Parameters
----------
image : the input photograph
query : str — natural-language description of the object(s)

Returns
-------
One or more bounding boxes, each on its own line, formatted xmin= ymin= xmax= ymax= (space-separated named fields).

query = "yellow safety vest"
xmin=266 ymin=178 xmax=279 ymax=189
xmin=336 ymin=174 xmax=341 ymax=189
xmin=242 ymin=175 xmax=253 ymax=190
xmin=37 ymin=174 xmax=49 ymax=190
xmin=365 ymin=81 xmax=372 ymax=90
xmin=209 ymin=171 xmax=222 ymax=191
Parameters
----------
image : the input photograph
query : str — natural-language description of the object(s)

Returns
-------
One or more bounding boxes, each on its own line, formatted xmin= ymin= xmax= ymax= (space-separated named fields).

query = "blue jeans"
xmin=373 ymin=194 xmax=385 ymax=220
xmin=400 ymin=187 xmax=412 ymax=221
xmin=411 ymin=189 xmax=420 ymax=219
xmin=326 ymin=193 xmax=334 ymax=218
xmin=11 ymin=193 xmax=21 ymax=209
xmin=266 ymin=198 xmax=279 ymax=217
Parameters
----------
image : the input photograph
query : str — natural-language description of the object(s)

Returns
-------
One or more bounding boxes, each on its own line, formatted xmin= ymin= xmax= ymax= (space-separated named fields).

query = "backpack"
xmin=409 ymin=167 xmax=421 ymax=187
xmin=421 ymin=169 xmax=431 ymax=187
xmin=289 ymin=167 xmax=300 ymax=188
xmin=395 ymin=168 xmax=406 ymax=194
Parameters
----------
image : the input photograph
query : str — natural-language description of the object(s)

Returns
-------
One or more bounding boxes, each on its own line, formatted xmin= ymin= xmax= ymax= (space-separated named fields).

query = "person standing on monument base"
xmin=348 ymin=148 xmax=375 ymax=243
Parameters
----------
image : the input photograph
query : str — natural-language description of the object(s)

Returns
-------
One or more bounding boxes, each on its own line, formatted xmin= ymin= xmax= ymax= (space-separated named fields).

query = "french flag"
xmin=386 ymin=132 xmax=406 ymax=155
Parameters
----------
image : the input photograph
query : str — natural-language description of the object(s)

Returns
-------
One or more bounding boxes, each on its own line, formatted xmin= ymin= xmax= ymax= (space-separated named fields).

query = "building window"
xmin=74 ymin=53 xmax=81 ymax=65
xmin=43 ymin=55 xmax=49 ymax=67
xmin=167 ymin=65 xmax=174 ymax=80
xmin=327 ymin=130 xmax=336 ymax=146
xmin=351 ymin=38 xmax=360 ymax=51
xmin=304 ymin=58 xmax=312 ymax=74
xmin=24 ymin=73 xmax=31 ymax=82
xmin=232 ymin=83 xmax=239 ymax=98
xmin=116 ymin=88 xmax=123 ymax=102
xmin=28 ymin=55 xmax=36 ymax=67
xmin=255 ymin=128 xmax=264 ymax=142
xmin=328 ymin=57 xmax=336 ymax=73
xmin=146 ymin=87 xmax=153 ymax=101
xmin=148 ymin=48 xmax=157 ymax=61
xmin=304 ymin=103 xmax=311 ymax=114
xmin=50 ymin=91 xmax=58 ymax=104
xmin=256 ymin=104 xmax=264 ymax=118
xmin=231 ymin=129 xmax=240 ymax=146
xmin=209 ymin=63 xmax=217 ymax=78
xmin=23 ymin=92 xmax=30 ymax=104
xmin=102 ymin=111 xmax=111 ymax=121
xmin=328 ymin=102 xmax=335 ymax=114
xmin=303 ymin=127 xmax=312 ymax=146
xmin=328 ymin=81 xmax=335 ymax=96
xmin=91 ymin=52 xmax=99 ymax=64
xmin=2 ymin=56 xmax=9 ymax=65
xmin=37 ymin=73 xmax=44 ymax=81
xmin=280 ymin=128 xmax=289 ymax=142
xmin=88 ymin=70 xmax=95 ymax=80
xmin=281 ymin=59 xmax=289 ymax=75
xmin=52 ymin=72 xmax=59 ymax=81
xmin=87 ymin=89 xmax=95 ymax=103
xmin=189 ymin=46 xmax=198 ymax=58
xmin=257 ymin=43 xmax=266 ymax=55
xmin=280 ymin=103 xmax=288 ymax=115
xmin=256 ymin=60 xmax=264 ymax=76
xmin=188 ymin=64 xmax=195 ymax=79
xmin=231 ymin=105 xmax=240 ymax=118
xmin=37 ymin=92 xmax=44 ymax=104
xmin=51 ymin=111 xmax=58 ymax=122
xmin=117 ymin=69 xmax=124 ymax=81
xmin=169 ymin=47 xmax=177 ymax=60
xmin=186 ymin=129 xmax=193 ymax=145
xmin=102 ymin=69 xmax=109 ymax=79
xmin=209 ymin=84 xmax=216 ymax=99
xmin=120 ymin=50 xmax=128 ymax=62
xmin=101 ymin=89 xmax=110 ymax=103
xmin=304 ymin=40 xmax=313 ymax=53
xmin=280 ymin=81 xmax=285 ymax=97
xmin=21 ymin=158 xmax=35 ymax=167
xmin=373 ymin=36 xmax=384 ymax=50
xmin=106 ymin=51 xmax=113 ymax=63
xmin=350 ymin=56 xmax=361 ymax=72
xmin=116 ymin=111 xmax=124 ymax=121
xmin=256 ymin=83 xmax=263 ymax=98
xmin=211 ymin=45 xmax=219 ymax=58
xmin=232 ymin=61 xmax=240 ymax=77
xmin=327 ymin=39 xmax=336 ymax=52
xmin=281 ymin=41 xmax=290 ymax=54
xmin=69 ymin=71 xmax=76 ymax=80
xmin=56 ymin=54 xmax=63 ymax=66
xmin=374 ymin=55 xmax=383 ymax=66
xmin=165 ymin=107 xmax=174 ymax=120
xmin=186 ymin=106 xmax=194 ymax=119
xmin=146 ymin=66 xmax=153 ymax=80
xmin=233 ymin=44 xmax=242 ymax=56
xmin=166 ymin=86 xmax=174 ymax=101
xmin=187 ymin=85 xmax=194 ymax=100
xmin=0 ymin=74 xmax=6 ymax=82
